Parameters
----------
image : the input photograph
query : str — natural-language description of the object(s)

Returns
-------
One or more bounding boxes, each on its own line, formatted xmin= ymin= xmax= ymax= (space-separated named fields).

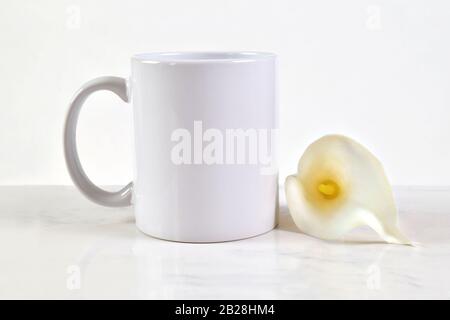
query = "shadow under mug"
xmin=64 ymin=51 xmax=278 ymax=242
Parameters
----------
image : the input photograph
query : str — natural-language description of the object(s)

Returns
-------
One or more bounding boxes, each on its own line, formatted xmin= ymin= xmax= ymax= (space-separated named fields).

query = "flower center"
xmin=317 ymin=180 xmax=340 ymax=199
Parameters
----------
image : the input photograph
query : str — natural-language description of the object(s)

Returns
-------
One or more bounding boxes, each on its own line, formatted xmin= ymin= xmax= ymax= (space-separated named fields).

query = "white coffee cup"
xmin=64 ymin=52 xmax=278 ymax=242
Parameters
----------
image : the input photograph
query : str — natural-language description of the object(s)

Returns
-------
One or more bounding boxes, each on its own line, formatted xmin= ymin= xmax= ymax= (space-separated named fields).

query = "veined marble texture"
xmin=0 ymin=186 xmax=449 ymax=299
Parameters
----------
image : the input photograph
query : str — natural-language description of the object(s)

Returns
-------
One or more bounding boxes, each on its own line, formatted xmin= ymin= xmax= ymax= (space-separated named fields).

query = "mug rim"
xmin=132 ymin=51 xmax=276 ymax=64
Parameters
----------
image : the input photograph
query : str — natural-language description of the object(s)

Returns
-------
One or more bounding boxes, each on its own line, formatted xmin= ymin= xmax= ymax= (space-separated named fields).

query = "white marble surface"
xmin=0 ymin=186 xmax=450 ymax=299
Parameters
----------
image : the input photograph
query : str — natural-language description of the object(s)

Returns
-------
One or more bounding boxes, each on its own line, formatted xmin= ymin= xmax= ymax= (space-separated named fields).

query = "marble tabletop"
xmin=0 ymin=186 xmax=449 ymax=299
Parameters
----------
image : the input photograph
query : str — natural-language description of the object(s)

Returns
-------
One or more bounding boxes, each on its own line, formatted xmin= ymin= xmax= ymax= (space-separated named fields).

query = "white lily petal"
xmin=285 ymin=135 xmax=411 ymax=245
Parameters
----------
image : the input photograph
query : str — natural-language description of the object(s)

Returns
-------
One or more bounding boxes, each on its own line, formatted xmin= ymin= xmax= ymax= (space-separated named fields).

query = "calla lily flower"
xmin=285 ymin=135 xmax=411 ymax=245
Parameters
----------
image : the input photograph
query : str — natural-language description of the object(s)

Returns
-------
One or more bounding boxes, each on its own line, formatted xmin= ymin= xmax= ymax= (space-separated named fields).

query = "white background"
xmin=1 ymin=0 xmax=449 ymax=186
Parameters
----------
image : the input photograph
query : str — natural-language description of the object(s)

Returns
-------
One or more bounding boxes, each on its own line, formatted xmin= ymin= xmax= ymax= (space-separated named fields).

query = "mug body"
xmin=130 ymin=52 xmax=278 ymax=242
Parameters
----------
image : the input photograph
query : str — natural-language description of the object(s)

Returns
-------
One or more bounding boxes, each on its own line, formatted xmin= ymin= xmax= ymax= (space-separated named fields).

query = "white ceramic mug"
xmin=64 ymin=52 xmax=278 ymax=242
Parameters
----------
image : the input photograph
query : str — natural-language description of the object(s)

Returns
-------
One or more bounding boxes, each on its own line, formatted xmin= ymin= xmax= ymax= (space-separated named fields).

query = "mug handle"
xmin=64 ymin=76 xmax=133 ymax=207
